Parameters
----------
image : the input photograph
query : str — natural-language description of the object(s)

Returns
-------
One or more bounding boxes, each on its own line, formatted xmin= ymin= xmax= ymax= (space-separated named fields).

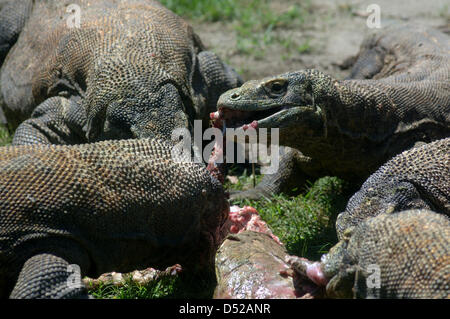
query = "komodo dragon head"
xmin=289 ymin=209 xmax=450 ymax=299
xmin=82 ymin=49 xmax=242 ymax=143
xmin=215 ymin=71 xmax=327 ymax=148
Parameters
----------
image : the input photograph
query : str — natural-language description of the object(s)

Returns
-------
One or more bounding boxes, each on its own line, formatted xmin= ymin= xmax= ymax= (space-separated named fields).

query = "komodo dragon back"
xmin=336 ymin=137 xmax=450 ymax=238
xmin=0 ymin=138 xmax=229 ymax=298
xmin=323 ymin=209 xmax=450 ymax=299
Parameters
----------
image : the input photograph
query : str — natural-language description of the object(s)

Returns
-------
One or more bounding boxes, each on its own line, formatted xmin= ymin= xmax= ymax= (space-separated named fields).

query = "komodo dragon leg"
xmin=8 ymin=238 xmax=92 ymax=299
xmin=288 ymin=209 xmax=450 ymax=298
xmin=335 ymin=137 xmax=450 ymax=238
xmin=229 ymin=146 xmax=325 ymax=201
xmin=12 ymin=96 xmax=87 ymax=145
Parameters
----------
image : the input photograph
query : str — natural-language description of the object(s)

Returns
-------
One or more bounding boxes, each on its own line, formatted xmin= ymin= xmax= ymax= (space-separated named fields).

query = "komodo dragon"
xmin=287 ymin=138 xmax=450 ymax=298
xmin=336 ymin=137 xmax=449 ymax=238
xmin=288 ymin=209 xmax=450 ymax=299
xmin=214 ymin=24 xmax=450 ymax=200
xmin=0 ymin=0 xmax=242 ymax=145
xmin=213 ymin=140 xmax=449 ymax=299
xmin=0 ymin=138 xmax=229 ymax=298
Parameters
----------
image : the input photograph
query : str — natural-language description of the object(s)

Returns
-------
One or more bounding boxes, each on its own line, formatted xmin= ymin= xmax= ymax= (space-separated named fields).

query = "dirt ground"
xmin=194 ymin=0 xmax=449 ymax=81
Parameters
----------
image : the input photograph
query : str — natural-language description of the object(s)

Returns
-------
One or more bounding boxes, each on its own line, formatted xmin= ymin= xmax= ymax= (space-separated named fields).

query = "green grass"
xmin=88 ymin=275 xmax=178 ymax=299
xmin=439 ymin=4 xmax=449 ymax=19
xmin=0 ymin=124 xmax=12 ymax=146
xmin=224 ymin=165 xmax=263 ymax=191
xmin=160 ymin=0 xmax=314 ymax=56
xmin=88 ymin=273 xmax=212 ymax=299
xmin=159 ymin=0 xmax=241 ymax=22
xmin=227 ymin=174 xmax=349 ymax=260
xmin=88 ymin=269 xmax=218 ymax=299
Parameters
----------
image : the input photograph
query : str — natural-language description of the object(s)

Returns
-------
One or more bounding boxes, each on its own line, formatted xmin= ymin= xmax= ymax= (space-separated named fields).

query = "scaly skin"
xmin=216 ymin=24 xmax=450 ymax=200
xmin=288 ymin=139 xmax=450 ymax=299
xmin=321 ymin=210 xmax=450 ymax=299
xmin=336 ymin=137 xmax=449 ymax=238
xmin=0 ymin=0 xmax=242 ymax=144
xmin=0 ymin=0 xmax=241 ymax=299
xmin=288 ymin=210 xmax=450 ymax=299
xmin=0 ymin=138 xmax=229 ymax=298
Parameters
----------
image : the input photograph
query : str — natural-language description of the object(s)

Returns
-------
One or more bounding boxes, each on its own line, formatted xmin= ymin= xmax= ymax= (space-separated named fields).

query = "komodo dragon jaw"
xmin=215 ymin=71 xmax=327 ymax=147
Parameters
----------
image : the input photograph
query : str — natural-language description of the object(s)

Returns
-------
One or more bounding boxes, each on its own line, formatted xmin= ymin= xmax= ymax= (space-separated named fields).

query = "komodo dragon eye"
xmin=264 ymin=79 xmax=287 ymax=97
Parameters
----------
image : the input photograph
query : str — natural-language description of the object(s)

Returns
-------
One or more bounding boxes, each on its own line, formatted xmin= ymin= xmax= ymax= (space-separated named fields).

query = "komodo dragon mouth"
xmin=206 ymin=104 xmax=289 ymax=184
xmin=210 ymin=105 xmax=286 ymax=131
